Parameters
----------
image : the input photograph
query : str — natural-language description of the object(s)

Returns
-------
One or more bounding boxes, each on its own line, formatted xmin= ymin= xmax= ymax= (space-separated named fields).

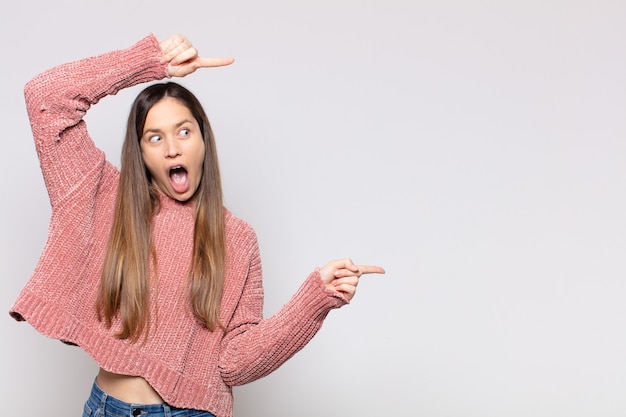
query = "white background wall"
xmin=2 ymin=1 xmax=625 ymax=416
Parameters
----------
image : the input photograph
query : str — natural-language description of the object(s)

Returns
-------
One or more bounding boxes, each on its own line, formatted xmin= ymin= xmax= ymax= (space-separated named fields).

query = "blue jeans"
xmin=83 ymin=379 xmax=215 ymax=417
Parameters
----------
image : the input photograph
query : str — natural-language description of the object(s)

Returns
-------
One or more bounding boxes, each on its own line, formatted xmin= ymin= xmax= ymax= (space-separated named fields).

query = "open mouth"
xmin=169 ymin=165 xmax=189 ymax=193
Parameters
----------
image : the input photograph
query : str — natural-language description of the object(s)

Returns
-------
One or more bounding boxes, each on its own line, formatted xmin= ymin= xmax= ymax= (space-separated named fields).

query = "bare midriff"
xmin=96 ymin=368 xmax=164 ymax=404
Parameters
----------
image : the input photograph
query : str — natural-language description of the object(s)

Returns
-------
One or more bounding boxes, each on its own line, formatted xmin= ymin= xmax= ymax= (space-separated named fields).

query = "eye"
xmin=179 ymin=128 xmax=190 ymax=137
xmin=147 ymin=134 xmax=161 ymax=143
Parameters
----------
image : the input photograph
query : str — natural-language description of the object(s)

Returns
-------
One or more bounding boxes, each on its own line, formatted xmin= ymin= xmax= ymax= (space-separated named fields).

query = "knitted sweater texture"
xmin=9 ymin=34 xmax=347 ymax=417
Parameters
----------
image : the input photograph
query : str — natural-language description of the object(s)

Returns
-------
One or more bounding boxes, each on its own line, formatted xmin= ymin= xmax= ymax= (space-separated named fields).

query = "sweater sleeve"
xmin=24 ymin=34 xmax=168 ymax=208
xmin=218 ymin=234 xmax=348 ymax=387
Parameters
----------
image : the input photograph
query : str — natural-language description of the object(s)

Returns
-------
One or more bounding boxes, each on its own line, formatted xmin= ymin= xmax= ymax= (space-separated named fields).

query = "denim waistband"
xmin=86 ymin=379 xmax=214 ymax=417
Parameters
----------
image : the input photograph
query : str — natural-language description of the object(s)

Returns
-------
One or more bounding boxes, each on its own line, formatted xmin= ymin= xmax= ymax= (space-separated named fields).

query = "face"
xmin=140 ymin=97 xmax=206 ymax=202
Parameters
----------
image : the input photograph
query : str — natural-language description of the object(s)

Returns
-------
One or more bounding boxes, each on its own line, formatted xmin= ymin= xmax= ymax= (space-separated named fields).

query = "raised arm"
xmin=24 ymin=34 xmax=168 ymax=207
xmin=25 ymin=33 xmax=233 ymax=208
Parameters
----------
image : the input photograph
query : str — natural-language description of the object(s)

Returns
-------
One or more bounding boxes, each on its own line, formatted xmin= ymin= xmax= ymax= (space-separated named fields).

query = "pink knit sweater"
xmin=9 ymin=34 xmax=347 ymax=417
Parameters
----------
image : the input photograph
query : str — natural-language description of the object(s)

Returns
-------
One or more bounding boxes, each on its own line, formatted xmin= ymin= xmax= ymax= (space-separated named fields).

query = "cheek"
xmin=195 ymin=143 xmax=206 ymax=170
xmin=144 ymin=163 xmax=157 ymax=180
xmin=140 ymin=149 xmax=160 ymax=179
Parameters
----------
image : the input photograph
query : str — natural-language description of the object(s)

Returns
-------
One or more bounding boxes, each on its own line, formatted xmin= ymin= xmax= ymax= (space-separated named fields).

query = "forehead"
xmin=144 ymin=97 xmax=197 ymax=130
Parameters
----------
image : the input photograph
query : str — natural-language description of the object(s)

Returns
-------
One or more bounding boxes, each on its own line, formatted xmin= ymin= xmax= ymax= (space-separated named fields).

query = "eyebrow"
xmin=143 ymin=119 xmax=195 ymax=136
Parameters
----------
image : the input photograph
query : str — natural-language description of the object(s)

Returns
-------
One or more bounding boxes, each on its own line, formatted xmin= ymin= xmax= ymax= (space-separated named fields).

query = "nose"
xmin=164 ymin=137 xmax=181 ymax=158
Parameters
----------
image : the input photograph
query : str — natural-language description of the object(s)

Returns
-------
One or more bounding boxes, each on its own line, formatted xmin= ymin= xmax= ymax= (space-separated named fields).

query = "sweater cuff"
xmin=146 ymin=33 xmax=171 ymax=79
xmin=293 ymin=269 xmax=349 ymax=322
xmin=127 ymin=33 xmax=170 ymax=82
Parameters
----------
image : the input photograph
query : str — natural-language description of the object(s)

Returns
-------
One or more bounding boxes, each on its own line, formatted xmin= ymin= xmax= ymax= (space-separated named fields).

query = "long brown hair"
xmin=97 ymin=82 xmax=225 ymax=342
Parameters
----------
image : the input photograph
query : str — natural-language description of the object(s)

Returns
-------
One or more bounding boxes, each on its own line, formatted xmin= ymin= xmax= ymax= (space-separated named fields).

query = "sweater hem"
xmin=10 ymin=290 xmax=232 ymax=417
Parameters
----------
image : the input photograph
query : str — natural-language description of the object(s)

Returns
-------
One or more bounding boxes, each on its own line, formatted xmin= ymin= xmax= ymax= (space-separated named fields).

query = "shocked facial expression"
xmin=140 ymin=97 xmax=206 ymax=202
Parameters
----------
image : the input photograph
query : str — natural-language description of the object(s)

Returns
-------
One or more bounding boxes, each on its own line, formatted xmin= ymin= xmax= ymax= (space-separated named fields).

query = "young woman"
xmin=9 ymin=33 xmax=384 ymax=417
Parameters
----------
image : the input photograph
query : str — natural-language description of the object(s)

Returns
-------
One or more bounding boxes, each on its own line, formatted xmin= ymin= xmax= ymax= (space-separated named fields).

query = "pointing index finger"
xmin=358 ymin=265 xmax=386 ymax=275
xmin=196 ymin=56 xmax=235 ymax=68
